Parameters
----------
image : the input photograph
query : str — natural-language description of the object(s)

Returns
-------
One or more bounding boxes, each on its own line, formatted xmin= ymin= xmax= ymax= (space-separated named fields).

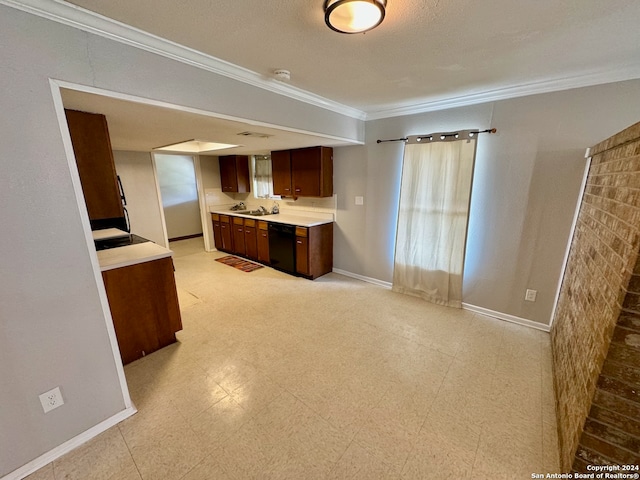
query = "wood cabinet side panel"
xmin=308 ymin=223 xmax=333 ymax=279
xmin=321 ymin=147 xmax=334 ymax=197
xmin=65 ymin=109 xmax=124 ymax=220
xmin=102 ymin=257 xmax=181 ymax=364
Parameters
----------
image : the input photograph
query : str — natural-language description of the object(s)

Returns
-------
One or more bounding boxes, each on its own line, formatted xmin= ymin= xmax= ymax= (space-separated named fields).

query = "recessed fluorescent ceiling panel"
xmin=153 ymin=139 xmax=238 ymax=153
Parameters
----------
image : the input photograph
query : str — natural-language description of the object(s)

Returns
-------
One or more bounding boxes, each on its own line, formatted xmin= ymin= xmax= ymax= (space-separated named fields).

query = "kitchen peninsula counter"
xmin=97 ymin=241 xmax=173 ymax=271
xmin=97 ymin=239 xmax=181 ymax=365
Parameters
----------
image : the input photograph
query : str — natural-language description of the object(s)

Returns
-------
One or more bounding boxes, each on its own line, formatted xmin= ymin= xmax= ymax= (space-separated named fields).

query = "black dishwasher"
xmin=268 ymin=223 xmax=296 ymax=274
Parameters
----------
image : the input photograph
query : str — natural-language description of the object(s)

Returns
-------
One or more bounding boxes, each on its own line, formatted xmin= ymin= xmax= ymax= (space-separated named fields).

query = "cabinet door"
xmin=219 ymin=156 xmax=238 ymax=193
xmin=219 ymin=155 xmax=251 ymax=193
xmin=257 ymin=221 xmax=270 ymax=264
xmin=296 ymin=227 xmax=309 ymax=275
xmin=65 ymin=109 xmax=124 ymax=221
xmin=220 ymin=216 xmax=233 ymax=251
xmin=291 ymin=147 xmax=333 ymax=197
xmin=232 ymin=217 xmax=246 ymax=255
xmin=271 ymin=150 xmax=292 ymax=196
xmin=245 ymin=225 xmax=258 ymax=260
xmin=211 ymin=214 xmax=223 ymax=250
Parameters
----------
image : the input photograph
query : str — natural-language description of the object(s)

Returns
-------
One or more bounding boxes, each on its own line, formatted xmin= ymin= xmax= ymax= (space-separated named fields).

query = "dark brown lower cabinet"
xmin=257 ymin=221 xmax=270 ymax=264
xmin=211 ymin=213 xmax=223 ymax=250
xmin=244 ymin=218 xmax=258 ymax=260
xmin=232 ymin=216 xmax=245 ymax=255
xmin=219 ymin=215 xmax=233 ymax=252
xmin=102 ymin=257 xmax=182 ymax=365
xmin=211 ymin=212 xmax=332 ymax=279
xmin=295 ymin=223 xmax=333 ymax=279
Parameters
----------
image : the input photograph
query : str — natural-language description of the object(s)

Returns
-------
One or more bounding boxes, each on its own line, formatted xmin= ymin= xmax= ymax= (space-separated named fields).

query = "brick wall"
xmin=572 ymin=267 xmax=640 ymax=471
xmin=551 ymin=121 xmax=640 ymax=471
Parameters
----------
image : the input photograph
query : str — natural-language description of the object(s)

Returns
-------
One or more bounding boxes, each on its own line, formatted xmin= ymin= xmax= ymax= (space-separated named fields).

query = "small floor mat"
xmin=215 ymin=255 xmax=264 ymax=272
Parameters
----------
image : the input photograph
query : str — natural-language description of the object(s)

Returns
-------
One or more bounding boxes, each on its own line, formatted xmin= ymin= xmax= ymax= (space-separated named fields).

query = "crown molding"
xmin=364 ymin=66 xmax=640 ymax=120
xmin=0 ymin=0 xmax=367 ymax=120
xmin=3 ymin=0 xmax=639 ymax=124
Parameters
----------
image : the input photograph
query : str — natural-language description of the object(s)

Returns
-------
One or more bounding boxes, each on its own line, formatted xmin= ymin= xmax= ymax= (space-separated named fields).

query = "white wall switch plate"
xmin=355 ymin=196 xmax=364 ymax=205
xmin=39 ymin=386 xmax=64 ymax=413
xmin=525 ymin=289 xmax=537 ymax=302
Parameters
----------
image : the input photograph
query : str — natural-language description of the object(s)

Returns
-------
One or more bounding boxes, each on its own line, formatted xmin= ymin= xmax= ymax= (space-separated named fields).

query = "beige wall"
xmin=113 ymin=151 xmax=167 ymax=246
xmin=334 ymin=81 xmax=640 ymax=326
xmin=0 ymin=5 xmax=361 ymax=477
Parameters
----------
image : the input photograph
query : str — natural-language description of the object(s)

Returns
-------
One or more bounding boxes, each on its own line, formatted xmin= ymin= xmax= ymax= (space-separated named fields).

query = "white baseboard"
xmin=462 ymin=303 xmax=551 ymax=332
xmin=332 ymin=268 xmax=392 ymax=288
xmin=330 ymin=271 xmax=551 ymax=334
xmin=3 ymin=406 xmax=137 ymax=480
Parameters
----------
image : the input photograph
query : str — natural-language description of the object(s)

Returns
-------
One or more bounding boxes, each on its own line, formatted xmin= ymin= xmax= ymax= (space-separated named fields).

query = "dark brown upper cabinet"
xmin=219 ymin=155 xmax=250 ymax=193
xmin=271 ymin=146 xmax=333 ymax=198
xmin=65 ymin=109 xmax=124 ymax=223
xmin=271 ymin=149 xmax=292 ymax=196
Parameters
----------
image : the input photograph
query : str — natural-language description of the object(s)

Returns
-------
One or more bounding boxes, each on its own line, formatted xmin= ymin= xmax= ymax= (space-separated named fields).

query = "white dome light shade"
xmin=324 ymin=0 xmax=386 ymax=34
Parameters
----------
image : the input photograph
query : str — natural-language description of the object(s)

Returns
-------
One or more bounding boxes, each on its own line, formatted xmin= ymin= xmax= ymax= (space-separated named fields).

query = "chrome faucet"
xmin=258 ymin=205 xmax=268 ymax=214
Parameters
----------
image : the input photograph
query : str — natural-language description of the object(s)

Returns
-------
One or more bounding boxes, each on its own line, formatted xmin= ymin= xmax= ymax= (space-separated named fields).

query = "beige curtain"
xmin=253 ymin=155 xmax=273 ymax=198
xmin=392 ymin=138 xmax=476 ymax=307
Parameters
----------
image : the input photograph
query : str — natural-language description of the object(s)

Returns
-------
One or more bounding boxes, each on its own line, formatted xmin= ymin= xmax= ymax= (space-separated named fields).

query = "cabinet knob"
xmin=295 ymin=188 xmax=301 ymax=193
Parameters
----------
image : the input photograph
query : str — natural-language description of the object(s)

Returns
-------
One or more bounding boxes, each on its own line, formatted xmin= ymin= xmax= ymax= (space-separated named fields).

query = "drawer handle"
xmin=295 ymin=188 xmax=301 ymax=192
xmin=297 ymin=240 xmax=302 ymax=244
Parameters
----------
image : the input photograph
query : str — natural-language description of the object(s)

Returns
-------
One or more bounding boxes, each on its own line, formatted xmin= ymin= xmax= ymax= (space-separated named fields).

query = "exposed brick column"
xmin=551 ymin=121 xmax=640 ymax=471
xmin=572 ymin=262 xmax=640 ymax=471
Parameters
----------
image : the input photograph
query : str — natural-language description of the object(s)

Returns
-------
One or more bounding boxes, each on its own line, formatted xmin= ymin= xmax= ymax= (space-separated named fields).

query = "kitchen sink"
xmin=246 ymin=210 xmax=272 ymax=216
xmin=229 ymin=209 xmax=273 ymax=216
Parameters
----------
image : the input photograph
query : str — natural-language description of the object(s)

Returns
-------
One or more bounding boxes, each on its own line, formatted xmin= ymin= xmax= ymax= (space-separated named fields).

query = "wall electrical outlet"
xmin=525 ymin=289 xmax=538 ymax=302
xmin=39 ymin=386 xmax=64 ymax=413
xmin=355 ymin=196 xmax=364 ymax=205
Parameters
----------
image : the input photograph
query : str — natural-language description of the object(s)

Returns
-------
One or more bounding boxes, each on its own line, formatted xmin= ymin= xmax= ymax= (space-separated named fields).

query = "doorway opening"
xmin=154 ymin=153 xmax=207 ymax=254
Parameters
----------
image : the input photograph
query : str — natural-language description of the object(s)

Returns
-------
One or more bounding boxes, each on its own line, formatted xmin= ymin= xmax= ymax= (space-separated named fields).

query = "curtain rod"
xmin=377 ymin=128 xmax=497 ymax=144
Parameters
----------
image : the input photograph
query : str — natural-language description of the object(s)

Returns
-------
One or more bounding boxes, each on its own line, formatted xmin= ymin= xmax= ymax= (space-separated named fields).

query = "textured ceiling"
xmin=66 ymin=0 xmax=640 ymax=113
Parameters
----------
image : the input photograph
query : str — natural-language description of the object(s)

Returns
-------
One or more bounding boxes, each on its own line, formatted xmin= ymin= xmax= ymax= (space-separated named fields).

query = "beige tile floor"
xmin=28 ymin=237 xmax=560 ymax=480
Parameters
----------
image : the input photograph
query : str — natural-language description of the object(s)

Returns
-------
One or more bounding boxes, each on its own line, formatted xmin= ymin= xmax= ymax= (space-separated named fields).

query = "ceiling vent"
xmin=237 ymin=131 xmax=273 ymax=138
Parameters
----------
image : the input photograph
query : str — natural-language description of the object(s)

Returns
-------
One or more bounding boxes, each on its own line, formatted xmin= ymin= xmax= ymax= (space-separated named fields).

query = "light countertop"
xmin=210 ymin=210 xmax=333 ymax=227
xmin=92 ymin=228 xmax=130 ymax=241
xmin=97 ymin=242 xmax=173 ymax=272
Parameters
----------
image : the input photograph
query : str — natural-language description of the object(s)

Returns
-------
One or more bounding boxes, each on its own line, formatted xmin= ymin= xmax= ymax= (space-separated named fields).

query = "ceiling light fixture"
xmin=324 ymin=0 xmax=386 ymax=34
xmin=153 ymin=139 xmax=238 ymax=153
